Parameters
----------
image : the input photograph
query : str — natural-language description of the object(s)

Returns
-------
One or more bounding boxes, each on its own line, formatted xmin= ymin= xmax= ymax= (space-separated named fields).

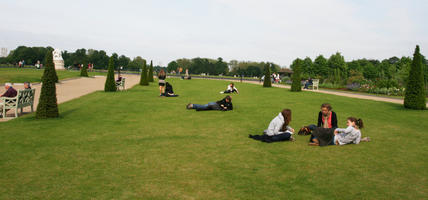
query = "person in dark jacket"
xmin=186 ymin=95 xmax=233 ymax=111
xmin=163 ymin=82 xmax=178 ymax=97
xmin=317 ymin=103 xmax=337 ymax=128
xmin=308 ymin=103 xmax=338 ymax=145
xmin=1 ymin=83 xmax=17 ymax=98
xmin=0 ymin=83 xmax=18 ymax=117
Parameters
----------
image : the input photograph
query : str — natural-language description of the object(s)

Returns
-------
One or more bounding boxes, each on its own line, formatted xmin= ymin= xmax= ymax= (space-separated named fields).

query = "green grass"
xmin=0 ymin=68 xmax=103 ymax=84
xmin=0 ymin=79 xmax=427 ymax=199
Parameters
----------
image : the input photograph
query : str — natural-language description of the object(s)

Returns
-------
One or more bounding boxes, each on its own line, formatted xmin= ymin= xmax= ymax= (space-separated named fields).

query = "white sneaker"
xmin=220 ymin=91 xmax=224 ymax=94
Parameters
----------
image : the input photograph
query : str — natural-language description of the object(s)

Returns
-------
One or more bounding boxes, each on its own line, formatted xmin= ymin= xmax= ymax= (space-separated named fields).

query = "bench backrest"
xmin=17 ymin=89 xmax=35 ymax=108
xmin=313 ymin=79 xmax=319 ymax=85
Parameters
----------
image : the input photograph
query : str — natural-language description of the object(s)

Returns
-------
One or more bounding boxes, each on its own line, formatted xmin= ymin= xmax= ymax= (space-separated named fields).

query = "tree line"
xmin=289 ymin=52 xmax=428 ymax=92
xmin=0 ymin=46 xmax=160 ymax=71
xmin=167 ymin=58 xmax=281 ymax=77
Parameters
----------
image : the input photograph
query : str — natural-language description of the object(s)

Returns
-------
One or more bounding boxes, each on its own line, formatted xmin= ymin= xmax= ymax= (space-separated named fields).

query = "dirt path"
xmin=0 ymin=74 xmax=141 ymax=121
xmin=202 ymin=78 xmax=428 ymax=106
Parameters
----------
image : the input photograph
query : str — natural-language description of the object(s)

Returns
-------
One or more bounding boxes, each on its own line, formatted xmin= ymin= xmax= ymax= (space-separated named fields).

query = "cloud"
xmin=0 ymin=0 xmax=427 ymax=66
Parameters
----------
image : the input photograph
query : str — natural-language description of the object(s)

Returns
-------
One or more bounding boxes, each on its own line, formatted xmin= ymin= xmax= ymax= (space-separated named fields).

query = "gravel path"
xmin=207 ymin=78 xmax=428 ymax=106
xmin=0 ymin=74 xmax=141 ymax=121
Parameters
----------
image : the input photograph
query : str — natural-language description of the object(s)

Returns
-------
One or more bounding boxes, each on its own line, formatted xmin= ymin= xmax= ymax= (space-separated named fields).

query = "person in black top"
xmin=317 ymin=103 xmax=337 ymax=128
xmin=308 ymin=103 xmax=338 ymax=145
xmin=158 ymin=69 xmax=166 ymax=96
xmin=163 ymin=82 xmax=178 ymax=97
xmin=186 ymin=95 xmax=233 ymax=111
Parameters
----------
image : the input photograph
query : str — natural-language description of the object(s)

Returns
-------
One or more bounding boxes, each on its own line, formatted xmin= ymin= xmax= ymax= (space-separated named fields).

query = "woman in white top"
xmin=220 ymin=83 xmax=239 ymax=94
xmin=249 ymin=109 xmax=295 ymax=142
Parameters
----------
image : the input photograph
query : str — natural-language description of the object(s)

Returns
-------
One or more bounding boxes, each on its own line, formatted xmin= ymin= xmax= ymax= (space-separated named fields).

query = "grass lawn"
xmin=0 ymin=79 xmax=427 ymax=199
xmin=0 ymin=68 xmax=103 ymax=84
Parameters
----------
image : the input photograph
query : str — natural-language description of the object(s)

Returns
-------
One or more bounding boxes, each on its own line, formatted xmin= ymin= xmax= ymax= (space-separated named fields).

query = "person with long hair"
xmin=306 ymin=103 xmax=338 ymax=144
xmin=158 ymin=69 xmax=166 ymax=96
xmin=186 ymin=95 xmax=233 ymax=111
xmin=249 ymin=109 xmax=295 ymax=142
xmin=309 ymin=117 xmax=369 ymax=146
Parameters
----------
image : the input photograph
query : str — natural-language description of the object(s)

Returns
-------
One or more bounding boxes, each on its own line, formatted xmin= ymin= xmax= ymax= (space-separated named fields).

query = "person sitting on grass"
xmin=309 ymin=117 xmax=370 ymax=146
xmin=308 ymin=103 xmax=338 ymax=143
xmin=163 ymin=82 xmax=178 ymax=97
xmin=220 ymin=83 xmax=239 ymax=94
xmin=318 ymin=103 xmax=337 ymax=128
xmin=249 ymin=109 xmax=295 ymax=143
xmin=186 ymin=95 xmax=233 ymax=111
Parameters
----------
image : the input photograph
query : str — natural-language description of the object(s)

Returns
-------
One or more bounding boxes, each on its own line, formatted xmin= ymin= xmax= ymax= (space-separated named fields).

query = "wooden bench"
xmin=1 ymin=89 xmax=36 ymax=119
xmin=116 ymin=78 xmax=126 ymax=91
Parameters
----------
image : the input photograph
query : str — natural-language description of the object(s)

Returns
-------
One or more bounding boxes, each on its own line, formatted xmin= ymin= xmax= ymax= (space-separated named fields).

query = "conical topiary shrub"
xmin=36 ymin=50 xmax=59 ymax=118
xmin=80 ymin=64 xmax=88 ymax=77
xmin=104 ymin=57 xmax=117 ymax=92
xmin=148 ymin=60 xmax=154 ymax=82
xmin=291 ymin=59 xmax=302 ymax=92
xmin=140 ymin=60 xmax=149 ymax=86
xmin=263 ymin=63 xmax=272 ymax=87
xmin=404 ymin=45 xmax=426 ymax=109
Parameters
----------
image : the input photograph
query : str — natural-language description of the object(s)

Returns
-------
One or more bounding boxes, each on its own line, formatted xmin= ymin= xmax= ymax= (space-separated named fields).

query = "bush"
xmin=148 ymin=60 xmax=154 ymax=82
xmin=291 ymin=59 xmax=302 ymax=92
xmin=80 ymin=64 xmax=88 ymax=77
xmin=36 ymin=50 xmax=59 ymax=118
xmin=281 ymin=76 xmax=291 ymax=85
xmin=140 ymin=60 xmax=149 ymax=86
xmin=104 ymin=57 xmax=117 ymax=92
xmin=404 ymin=45 xmax=426 ymax=109
xmin=263 ymin=63 xmax=271 ymax=87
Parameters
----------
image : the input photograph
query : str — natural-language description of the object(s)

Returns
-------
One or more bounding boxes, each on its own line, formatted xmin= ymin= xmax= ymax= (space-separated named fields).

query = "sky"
xmin=1 ymin=0 xmax=427 ymax=67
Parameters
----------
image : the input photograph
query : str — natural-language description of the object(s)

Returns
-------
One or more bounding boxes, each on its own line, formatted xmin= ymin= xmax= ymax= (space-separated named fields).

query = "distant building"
xmin=278 ymin=68 xmax=293 ymax=77
xmin=0 ymin=48 xmax=8 ymax=57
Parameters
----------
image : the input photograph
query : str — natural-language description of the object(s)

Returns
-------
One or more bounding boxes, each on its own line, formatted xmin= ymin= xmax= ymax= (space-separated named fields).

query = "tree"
xmin=140 ymin=60 xmax=149 ymax=86
xmin=111 ymin=53 xmax=119 ymax=69
xmin=118 ymin=55 xmax=131 ymax=69
xmin=167 ymin=61 xmax=179 ymax=72
xmin=313 ymin=55 xmax=328 ymax=79
xmin=104 ymin=57 xmax=117 ymax=92
xmin=263 ymin=63 xmax=272 ymax=87
xmin=148 ymin=60 xmax=154 ymax=82
xmin=327 ymin=52 xmax=347 ymax=84
xmin=302 ymin=57 xmax=314 ymax=77
xmin=80 ymin=63 xmax=88 ymax=77
xmin=127 ymin=56 xmax=145 ymax=71
xmin=404 ymin=45 xmax=426 ymax=109
xmin=36 ymin=50 xmax=59 ymax=118
xmin=291 ymin=58 xmax=303 ymax=92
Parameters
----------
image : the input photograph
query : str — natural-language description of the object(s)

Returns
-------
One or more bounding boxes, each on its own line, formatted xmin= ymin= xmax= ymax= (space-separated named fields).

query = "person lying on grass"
xmin=249 ymin=109 xmax=296 ymax=143
xmin=220 ymin=83 xmax=239 ymax=94
xmin=308 ymin=117 xmax=370 ymax=146
xmin=186 ymin=95 xmax=233 ymax=111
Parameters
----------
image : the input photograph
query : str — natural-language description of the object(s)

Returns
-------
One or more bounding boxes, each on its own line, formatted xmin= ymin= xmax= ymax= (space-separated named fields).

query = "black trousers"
xmin=249 ymin=132 xmax=291 ymax=143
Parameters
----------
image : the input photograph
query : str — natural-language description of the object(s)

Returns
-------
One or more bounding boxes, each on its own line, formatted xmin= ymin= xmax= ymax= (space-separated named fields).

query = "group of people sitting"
xmin=249 ymin=103 xmax=370 ymax=146
xmin=0 ymin=82 xmax=31 ymax=117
